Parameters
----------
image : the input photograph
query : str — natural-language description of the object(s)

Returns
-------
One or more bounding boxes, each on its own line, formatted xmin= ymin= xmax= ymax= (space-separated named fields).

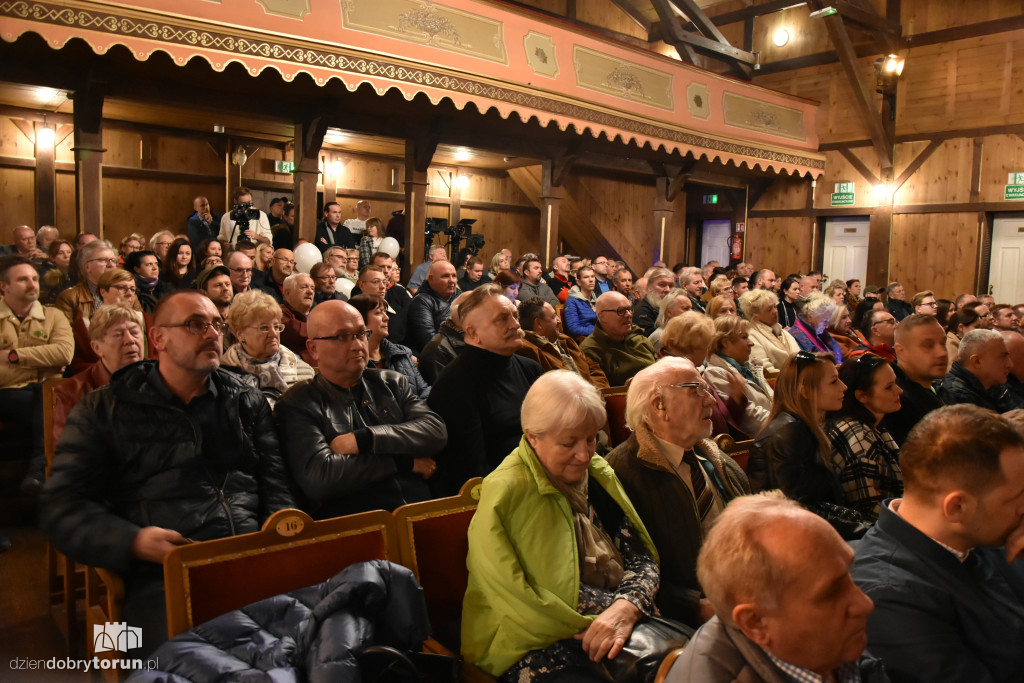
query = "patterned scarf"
xmin=545 ymin=470 xmax=624 ymax=590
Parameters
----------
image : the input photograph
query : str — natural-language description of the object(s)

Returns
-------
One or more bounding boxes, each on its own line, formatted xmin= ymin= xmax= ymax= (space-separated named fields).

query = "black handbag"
xmin=355 ymin=645 xmax=460 ymax=683
xmin=574 ymin=616 xmax=694 ymax=683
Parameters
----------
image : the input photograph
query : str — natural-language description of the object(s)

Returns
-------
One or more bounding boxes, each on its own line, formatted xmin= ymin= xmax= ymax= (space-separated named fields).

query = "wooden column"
xmin=292 ymin=117 xmax=327 ymax=244
xmin=449 ymin=169 xmax=464 ymax=227
xmin=33 ymin=122 xmax=56 ymax=228
xmin=405 ymin=134 xmax=438 ymax=271
xmin=540 ymin=158 xmax=569 ymax=265
xmin=653 ymin=177 xmax=674 ymax=265
xmin=70 ymin=85 xmax=104 ymax=238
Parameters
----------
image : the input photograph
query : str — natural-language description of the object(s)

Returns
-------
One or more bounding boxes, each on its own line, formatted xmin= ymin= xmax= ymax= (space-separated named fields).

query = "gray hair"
xmin=282 ymin=272 xmax=312 ymax=293
xmin=958 ymin=328 xmax=1005 ymax=365
xmin=697 ymin=491 xmax=808 ymax=620
xmin=625 ymin=356 xmax=695 ymax=431
xmin=36 ymin=225 xmax=58 ymax=241
xmin=647 ymin=267 xmax=675 ymax=283
xmin=148 ymin=230 xmax=175 ymax=251
xmin=677 ymin=266 xmax=702 ymax=284
xmin=521 ymin=370 xmax=606 ymax=437
xmin=738 ymin=289 xmax=778 ymax=319
xmin=77 ymin=239 xmax=114 ymax=267
xmin=799 ymin=292 xmax=836 ymax=324
xmin=324 ymin=246 xmax=347 ymax=260
xmin=655 ymin=289 xmax=689 ymax=329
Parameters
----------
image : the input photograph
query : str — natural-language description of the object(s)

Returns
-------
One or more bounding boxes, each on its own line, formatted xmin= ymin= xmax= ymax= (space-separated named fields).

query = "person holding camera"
xmin=218 ymin=186 xmax=272 ymax=246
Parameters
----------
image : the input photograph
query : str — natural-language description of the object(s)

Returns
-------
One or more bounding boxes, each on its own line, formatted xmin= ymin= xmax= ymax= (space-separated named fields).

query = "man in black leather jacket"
xmin=275 ymin=300 xmax=447 ymax=519
xmin=41 ymin=290 xmax=295 ymax=656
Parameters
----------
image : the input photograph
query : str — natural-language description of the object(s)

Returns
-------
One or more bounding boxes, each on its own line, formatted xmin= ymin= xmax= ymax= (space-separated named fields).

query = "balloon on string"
xmin=379 ymin=237 xmax=400 ymax=259
xmin=294 ymin=243 xmax=323 ymax=274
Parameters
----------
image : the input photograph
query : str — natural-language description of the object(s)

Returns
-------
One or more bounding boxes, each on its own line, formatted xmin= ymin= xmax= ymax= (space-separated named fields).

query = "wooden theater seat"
xmin=393 ymin=477 xmax=493 ymax=682
xmin=653 ymin=646 xmax=686 ymax=682
xmin=714 ymin=433 xmax=754 ymax=472
xmin=601 ymin=385 xmax=631 ymax=447
xmin=164 ymin=508 xmax=398 ymax=638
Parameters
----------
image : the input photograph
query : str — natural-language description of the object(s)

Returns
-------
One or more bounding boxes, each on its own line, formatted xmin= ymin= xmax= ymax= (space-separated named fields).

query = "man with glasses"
xmin=226 ymin=250 xmax=254 ymax=295
xmin=591 ymin=256 xmax=613 ymax=295
xmin=42 ymin=290 xmax=294 ymax=656
xmin=276 ymin=300 xmax=446 ymax=517
xmin=608 ymin=356 xmax=752 ymax=625
xmin=912 ymin=290 xmax=939 ymax=316
xmin=55 ymin=239 xmax=117 ymax=326
xmin=580 ymin=291 xmax=657 ymax=387
xmin=255 ymin=248 xmax=295 ymax=304
xmin=849 ymin=309 xmax=898 ymax=362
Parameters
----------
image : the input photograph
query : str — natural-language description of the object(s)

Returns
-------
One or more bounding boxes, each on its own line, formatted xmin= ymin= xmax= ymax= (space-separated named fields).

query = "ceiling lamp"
xmin=773 ymin=27 xmax=790 ymax=47
xmin=231 ymin=146 xmax=248 ymax=166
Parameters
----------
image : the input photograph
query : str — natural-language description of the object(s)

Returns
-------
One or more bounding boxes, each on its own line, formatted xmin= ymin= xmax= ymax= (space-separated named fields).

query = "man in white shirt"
xmin=218 ymin=186 xmax=271 ymax=245
xmin=343 ymin=199 xmax=372 ymax=236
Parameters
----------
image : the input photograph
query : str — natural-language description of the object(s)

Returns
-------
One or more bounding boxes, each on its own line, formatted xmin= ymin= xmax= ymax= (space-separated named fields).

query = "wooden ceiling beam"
xmin=810 ymin=0 xmax=893 ymax=169
xmin=709 ymin=0 xmax=807 ymax=26
xmin=650 ymin=0 xmax=700 ymax=65
xmin=838 ymin=148 xmax=879 ymax=185
xmin=893 ymin=139 xmax=942 ymax=192
xmin=609 ymin=0 xmax=652 ymax=33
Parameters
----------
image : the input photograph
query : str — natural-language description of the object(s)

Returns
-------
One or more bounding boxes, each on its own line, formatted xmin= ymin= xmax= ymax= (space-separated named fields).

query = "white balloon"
xmin=294 ymin=243 xmax=322 ymax=274
xmin=336 ymin=278 xmax=355 ymax=298
xmin=379 ymin=236 xmax=400 ymax=259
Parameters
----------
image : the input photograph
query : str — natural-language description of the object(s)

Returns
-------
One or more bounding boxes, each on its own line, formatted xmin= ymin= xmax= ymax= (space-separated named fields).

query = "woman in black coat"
xmin=349 ymin=294 xmax=431 ymax=398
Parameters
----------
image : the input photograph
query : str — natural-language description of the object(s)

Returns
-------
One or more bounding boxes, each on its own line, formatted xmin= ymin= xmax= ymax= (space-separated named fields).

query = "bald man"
xmin=275 ymin=300 xmax=446 ymax=518
xmin=406 ymin=259 xmax=459 ymax=352
xmin=580 ymin=290 xmax=657 ymax=386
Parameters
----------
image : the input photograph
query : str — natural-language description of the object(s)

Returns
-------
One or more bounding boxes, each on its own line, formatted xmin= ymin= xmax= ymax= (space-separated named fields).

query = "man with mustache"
xmin=275 ymin=300 xmax=446 ymax=517
xmin=42 ymin=290 xmax=294 ymax=656
xmin=428 ymin=284 xmax=543 ymax=495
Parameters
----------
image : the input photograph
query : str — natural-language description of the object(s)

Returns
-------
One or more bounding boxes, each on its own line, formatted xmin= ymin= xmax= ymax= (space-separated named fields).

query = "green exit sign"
xmin=1008 ymin=173 xmax=1024 ymax=185
xmin=1005 ymin=185 xmax=1024 ymax=200
xmin=274 ymin=160 xmax=294 ymax=174
xmin=834 ymin=182 xmax=855 ymax=193
xmin=703 ymin=194 xmax=719 ymax=205
xmin=831 ymin=192 xmax=855 ymax=206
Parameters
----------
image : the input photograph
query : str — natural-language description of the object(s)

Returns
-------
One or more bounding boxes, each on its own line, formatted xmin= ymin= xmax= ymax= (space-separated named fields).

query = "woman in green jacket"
xmin=462 ymin=370 xmax=661 ymax=681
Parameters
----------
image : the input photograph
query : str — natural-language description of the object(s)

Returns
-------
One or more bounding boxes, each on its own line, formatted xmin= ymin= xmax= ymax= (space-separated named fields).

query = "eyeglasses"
xmin=89 ymin=257 xmax=117 ymax=265
xmin=659 ymin=382 xmax=716 ymax=400
xmin=249 ymin=323 xmax=286 ymax=334
xmin=362 ymin=278 xmax=386 ymax=286
xmin=872 ymin=317 xmax=897 ymax=327
xmin=229 ymin=267 xmax=253 ymax=275
xmin=161 ymin=320 xmax=224 ymax=335
xmin=110 ymin=284 xmax=137 ymax=295
xmin=919 ymin=301 xmax=937 ymax=308
xmin=315 ymin=275 xmax=337 ymax=281
xmin=598 ymin=307 xmax=632 ymax=317
xmin=311 ymin=329 xmax=373 ymax=343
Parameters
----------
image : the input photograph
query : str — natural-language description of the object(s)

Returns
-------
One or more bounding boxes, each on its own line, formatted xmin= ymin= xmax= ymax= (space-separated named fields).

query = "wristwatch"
xmin=8 ymin=349 xmax=18 ymax=364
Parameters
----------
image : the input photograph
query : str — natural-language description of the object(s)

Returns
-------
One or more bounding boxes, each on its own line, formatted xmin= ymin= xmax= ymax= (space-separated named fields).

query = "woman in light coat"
xmin=738 ymin=289 xmax=800 ymax=378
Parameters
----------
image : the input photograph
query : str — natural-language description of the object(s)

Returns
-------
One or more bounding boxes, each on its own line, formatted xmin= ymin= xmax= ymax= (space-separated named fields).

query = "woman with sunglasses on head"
xmin=749 ymin=351 xmax=869 ymax=539
xmin=223 ymin=289 xmax=314 ymax=408
xmin=348 ymin=294 xmax=430 ymax=399
xmin=825 ymin=354 xmax=904 ymax=522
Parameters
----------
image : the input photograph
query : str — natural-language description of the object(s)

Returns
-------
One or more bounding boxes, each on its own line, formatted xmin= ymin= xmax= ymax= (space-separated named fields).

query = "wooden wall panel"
xmin=815 ymin=150 xmax=879 ymax=209
xmin=154 ymin=136 xmax=222 ymax=175
xmin=756 ymin=177 xmax=810 ymax=210
xmin=0 ymin=168 xmax=35 ymax=229
xmin=459 ymin=207 xmax=537 ymax=267
xmin=101 ymin=177 xmax=223 ymax=246
xmin=576 ymin=0 xmax=648 ymax=40
xmin=331 ymin=154 xmax=398 ymax=193
xmin=244 ymin=145 xmax=290 ymax=183
xmin=744 ymin=217 xmax=813 ymax=277
xmin=894 ymin=139 xmax=972 ymax=205
xmin=462 ymin=171 xmax=531 ymax=206
xmin=568 ymin=174 xmax=660 ymax=275
xmin=889 ymin=213 xmax=980 ymax=299
xmin=0 ymin=117 xmax=35 ymax=158
xmin=903 ymin=0 xmax=1024 ymax=33
xmin=55 ymin=172 xmax=75 ymax=239
xmin=103 ymin=129 xmax=142 ymax=168
xmin=979 ymin=134 xmax=1024 ymax=202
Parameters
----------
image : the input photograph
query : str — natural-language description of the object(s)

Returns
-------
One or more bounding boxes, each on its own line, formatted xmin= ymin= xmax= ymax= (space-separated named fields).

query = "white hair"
xmin=959 ymin=328 xmax=1005 ymax=365
xmin=799 ymin=292 xmax=835 ymax=324
xmin=282 ymin=272 xmax=312 ymax=292
xmin=521 ymin=370 xmax=606 ymax=437
xmin=738 ymin=289 xmax=778 ymax=318
xmin=149 ymin=230 xmax=175 ymax=250
xmin=625 ymin=356 xmax=695 ymax=431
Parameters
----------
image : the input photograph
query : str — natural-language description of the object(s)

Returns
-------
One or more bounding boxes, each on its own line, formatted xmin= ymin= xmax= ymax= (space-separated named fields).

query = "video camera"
xmin=229 ymin=202 xmax=261 ymax=243
xmin=423 ymin=217 xmax=485 ymax=259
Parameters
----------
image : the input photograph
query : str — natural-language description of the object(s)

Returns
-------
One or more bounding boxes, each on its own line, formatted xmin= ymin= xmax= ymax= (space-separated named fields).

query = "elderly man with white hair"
xmin=607 ymin=357 xmax=750 ymax=626
xmin=11 ymin=225 xmax=46 ymax=260
xmin=939 ymin=328 xmax=1020 ymax=411
xmin=279 ymin=272 xmax=316 ymax=365
xmin=678 ymin=266 xmax=706 ymax=314
xmin=633 ymin=267 xmax=677 ymax=336
xmin=665 ymin=491 xmax=884 ymax=682
xmin=788 ymin=291 xmax=844 ymax=363
xmin=35 ymin=225 xmax=59 ymax=252
xmin=648 ymin=288 xmax=692 ymax=351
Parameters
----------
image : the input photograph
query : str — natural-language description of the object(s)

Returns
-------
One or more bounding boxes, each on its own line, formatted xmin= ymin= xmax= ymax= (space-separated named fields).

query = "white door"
xmin=822 ymin=218 xmax=870 ymax=284
xmin=701 ymin=219 xmax=732 ymax=267
xmin=990 ymin=214 xmax=1024 ymax=303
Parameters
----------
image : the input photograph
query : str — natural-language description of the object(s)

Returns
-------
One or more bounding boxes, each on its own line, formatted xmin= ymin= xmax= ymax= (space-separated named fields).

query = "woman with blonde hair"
xmin=749 ymin=352 xmax=869 ymax=539
xmin=255 ymin=242 xmax=275 ymax=273
xmin=704 ymin=316 xmax=773 ymax=437
xmin=706 ymin=294 xmax=737 ymax=320
xmin=489 ymin=251 xmax=510 ymax=280
xmin=738 ymin=289 xmax=800 ymax=378
xmin=823 ymin=278 xmax=847 ymax=307
xmin=223 ymin=289 xmax=314 ymax=407
xmin=648 ymin=289 xmax=691 ymax=351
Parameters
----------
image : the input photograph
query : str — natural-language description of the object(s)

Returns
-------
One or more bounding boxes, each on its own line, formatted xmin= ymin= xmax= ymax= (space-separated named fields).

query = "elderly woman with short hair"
xmin=704 ymin=316 xmax=774 ymax=437
xmin=648 ymin=288 xmax=691 ymax=351
xmin=463 ymin=371 xmax=665 ymax=682
xmin=789 ymin=292 xmax=844 ymax=363
xmin=706 ymin=294 xmax=737 ymax=320
xmin=223 ymin=289 xmax=314 ymax=408
xmin=606 ymin=357 xmax=750 ymax=625
xmin=69 ymin=268 xmax=146 ymax=375
xmin=738 ymin=289 xmax=800 ymax=378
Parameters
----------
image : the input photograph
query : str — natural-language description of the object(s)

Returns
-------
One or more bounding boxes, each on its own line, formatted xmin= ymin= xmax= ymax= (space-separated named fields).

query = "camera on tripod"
xmin=229 ymin=202 xmax=261 ymax=242
xmin=423 ymin=217 xmax=485 ymax=259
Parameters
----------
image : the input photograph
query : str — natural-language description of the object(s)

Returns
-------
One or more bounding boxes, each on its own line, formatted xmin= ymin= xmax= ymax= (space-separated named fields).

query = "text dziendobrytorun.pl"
xmin=9 ymin=657 xmax=159 ymax=673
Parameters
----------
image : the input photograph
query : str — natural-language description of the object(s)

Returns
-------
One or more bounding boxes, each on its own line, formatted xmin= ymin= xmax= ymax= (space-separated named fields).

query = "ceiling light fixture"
xmin=35 ymin=126 xmax=55 ymax=147
xmin=232 ymin=146 xmax=248 ymax=166
xmin=773 ymin=27 xmax=790 ymax=47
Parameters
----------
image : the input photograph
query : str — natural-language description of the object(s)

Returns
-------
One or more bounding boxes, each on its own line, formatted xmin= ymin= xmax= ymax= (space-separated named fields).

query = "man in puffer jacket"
xmin=41 ymin=290 xmax=295 ymax=656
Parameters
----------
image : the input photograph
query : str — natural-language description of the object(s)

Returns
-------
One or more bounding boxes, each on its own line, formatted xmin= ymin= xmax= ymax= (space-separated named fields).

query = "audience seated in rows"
xmin=348 ymin=293 xmax=430 ymax=399
xmin=407 ymin=259 xmax=459 ymax=353
xmin=885 ymin=314 xmax=947 ymax=446
xmin=607 ymin=357 xmax=750 ymax=626
xmin=739 ymin=289 xmax=799 ymax=378
xmin=516 ymin=296 xmax=608 ymax=389
xmin=274 ymin=300 xmax=445 ymax=519
xmin=564 ymin=265 xmax=598 ymax=337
